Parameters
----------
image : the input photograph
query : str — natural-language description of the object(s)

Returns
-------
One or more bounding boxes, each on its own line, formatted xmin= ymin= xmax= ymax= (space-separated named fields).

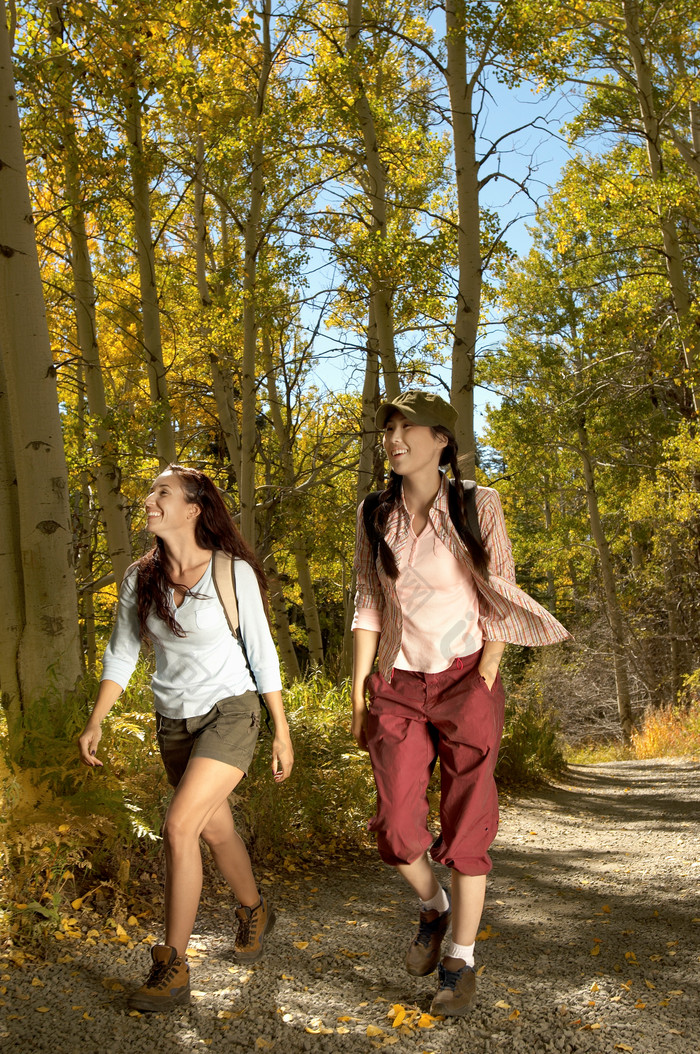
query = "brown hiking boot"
xmin=430 ymin=956 xmax=477 ymax=1016
xmin=233 ymin=894 xmax=276 ymax=963
xmin=128 ymin=944 xmax=190 ymax=1012
xmin=405 ymin=889 xmax=451 ymax=976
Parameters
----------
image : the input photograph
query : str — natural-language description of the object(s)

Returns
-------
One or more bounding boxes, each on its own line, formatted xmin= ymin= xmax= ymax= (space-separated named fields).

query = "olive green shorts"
xmin=155 ymin=691 xmax=261 ymax=788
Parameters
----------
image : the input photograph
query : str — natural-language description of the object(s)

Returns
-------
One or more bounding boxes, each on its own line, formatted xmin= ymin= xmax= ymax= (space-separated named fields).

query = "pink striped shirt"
xmin=353 ymin=477 xmax=571 ymax=682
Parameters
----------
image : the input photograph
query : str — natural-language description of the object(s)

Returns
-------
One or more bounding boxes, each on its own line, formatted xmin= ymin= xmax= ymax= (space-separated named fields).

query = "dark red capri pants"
xmin=366 ymin=650 xmax=505 ymax=875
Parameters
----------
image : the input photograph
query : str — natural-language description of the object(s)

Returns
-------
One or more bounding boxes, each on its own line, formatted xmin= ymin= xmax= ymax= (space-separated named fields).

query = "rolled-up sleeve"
xmin=353 ymin=501 xmax=385 ymax=620
xmin=235 ymin=560 xmax=283 ymax=695
xmin=101 ymin=568 xmax=142 ymax=690
xmin=476 ymin=487 xmax=516 ymax=584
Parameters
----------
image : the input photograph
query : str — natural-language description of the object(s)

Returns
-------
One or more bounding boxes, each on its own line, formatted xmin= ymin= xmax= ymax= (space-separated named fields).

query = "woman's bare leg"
xmin=162 ymin=756 xmax=256 ymax=956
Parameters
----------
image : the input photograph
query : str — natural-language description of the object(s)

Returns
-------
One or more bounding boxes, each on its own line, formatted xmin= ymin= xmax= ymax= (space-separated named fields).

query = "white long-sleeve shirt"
xmin=101 ymin=557 xmax=282 ymax=719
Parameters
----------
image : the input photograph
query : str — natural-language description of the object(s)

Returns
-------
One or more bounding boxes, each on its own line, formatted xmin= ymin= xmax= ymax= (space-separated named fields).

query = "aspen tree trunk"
xmin=445 ymin=0 xmax=486 ymax=476
xmin=577 ymin=422 xmax=634 ymax=741
xmin=542 ymin=474 xmax=557 ymax=614
xmin=622 ymin=0 xmax=699 ymax=413
xmin=340 ymin=325 xmax=380 ymax=677
xmin=193 ymin=135 xmax=242 ymax=473
xmin=76 ymin=369 xmax=97 ymax=670
xmin=0 ymin=0 xmax=82 ymax=738
xmin=49 ymin=5 xmax=132 ymax=584
xmin=263 ymin=335 xmax=325 ymax=668
xmin=265 ymin=553 xmax=302 ymax=681
xmin=125 ymin=76 xmax=176 ymax=464
xmin=0 ymin=352 xmax=24 ymax=740
xmin=238 ymin=2 xmax=272 ymax=544
xmin=346 ymin=0 xmax=400 ymax=400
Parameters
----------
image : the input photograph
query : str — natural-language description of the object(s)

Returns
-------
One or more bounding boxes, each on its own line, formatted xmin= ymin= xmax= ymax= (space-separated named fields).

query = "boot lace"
xmin=145 ymin=960 xmax=176 ymax=991
xmin=415 ymin=911 xmax=441 ymax=947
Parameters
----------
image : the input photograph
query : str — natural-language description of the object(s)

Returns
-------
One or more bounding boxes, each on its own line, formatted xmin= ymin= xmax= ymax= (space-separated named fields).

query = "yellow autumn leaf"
xmin=602 ymin=905 xmax=611 ymax=913
xmin=218 ymin=1010 xmax=232 ymax=1019
xmin=494 ymin=999 xmax=511 ymax=1009
xmin=667 ymin=990 xmax=684 ymax=995
xmin=476 ymin=924 xmax=500 ymax=941
xmin=590 ymin=945 xmax=600 ymax=956
xmin=508 ymin=1009 xmax=520 ymax=1020
xmin=255 ymin=1039 xmax=274 ymax=1050
xmin=614 ymin=1045 xmax=633 ymax=1052
xmin=36 ymin=1007 xmax=50 ymax=1013
xmin=476 ymin=964 xmax=486 ymax=976
xmin=82 ymin=1012 xmax=94 ymax=1020
xmin=293 ymin=941 xmax=309 ymax=950
xmin=417 ymin=1013 xmax=437 ymax=1028
xmin=337 ymin=1026 xmax=350 ymax=1034
xmin=127 ymin=916 xmax=138 ymax=926
xmin=625 ymin=951 xmax=637 ymax=961
xmin=590 ymin=982 xmax=600 ymax=992
xmin=366 ymin=1025 xmax=384 ymax=1036
xmin=31 ymin=978 xmax=45 ymax=987
xmin=337 ymin=1016 xmax=354 ymax=1022
xmin=634 ymin=1000 xmax=646 ymax=1009
xmin=392 ymin=1008 xmax=406 ymax=1028
xmin=644 ymin=979 xmax=655 ymax=989
xmin=58 ymin=824 xmax=70 ymax=833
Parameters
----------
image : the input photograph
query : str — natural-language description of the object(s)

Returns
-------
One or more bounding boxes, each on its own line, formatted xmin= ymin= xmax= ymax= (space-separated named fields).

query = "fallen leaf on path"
xmin=293 ymin=941 xmax=309 ymax=950
xmin=614 ymin=1045 xmax=633 ymax=1051
xmin=494 ymin=1000 xmax=511 ymax=1009
xmin=508 ymin=1009 xmax=520 ymax=1020
xmin=366 ymin=1025 xmax=384 ymax=1037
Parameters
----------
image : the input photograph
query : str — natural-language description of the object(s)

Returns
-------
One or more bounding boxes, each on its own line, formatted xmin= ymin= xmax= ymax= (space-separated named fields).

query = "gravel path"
xmin=2 ymin=759 xmax=698 ymax=1053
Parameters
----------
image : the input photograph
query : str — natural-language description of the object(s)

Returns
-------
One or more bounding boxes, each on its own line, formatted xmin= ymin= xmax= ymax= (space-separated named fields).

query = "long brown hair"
xmin=136 ymin=465 xmax=268 ymax=642
xmin=370 ymin=427 xmax=490 ymax=580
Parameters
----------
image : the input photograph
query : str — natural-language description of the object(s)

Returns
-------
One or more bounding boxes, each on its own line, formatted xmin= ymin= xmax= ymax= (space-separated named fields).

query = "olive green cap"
xmin=375 ymin=390 xmax=458 ymax=431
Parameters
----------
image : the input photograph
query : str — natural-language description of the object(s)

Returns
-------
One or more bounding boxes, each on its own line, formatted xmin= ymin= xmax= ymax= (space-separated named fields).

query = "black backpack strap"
xmin=447 ymin=479 xmax=482 ymax=546
xmin=361 ymin=490 xmax=383 ymax=564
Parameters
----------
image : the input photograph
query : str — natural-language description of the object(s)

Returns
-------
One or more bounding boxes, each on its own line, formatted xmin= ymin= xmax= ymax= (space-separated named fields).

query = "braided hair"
xmin=369 ymin=428 xmax=489 ymax=580
xmin=135 ymin=465 xmax=268 ymax=643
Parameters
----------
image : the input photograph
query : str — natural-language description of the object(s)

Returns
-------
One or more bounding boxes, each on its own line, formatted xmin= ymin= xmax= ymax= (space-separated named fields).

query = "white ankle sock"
xmin=445 ymin=940 xmax=475 ymax=967
xmin=420 ymin=886 xmax=449 ymax=914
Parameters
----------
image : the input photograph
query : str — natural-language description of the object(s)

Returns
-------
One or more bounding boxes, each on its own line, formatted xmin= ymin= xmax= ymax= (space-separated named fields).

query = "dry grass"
xmin=565 ymin=697 xmax=700 ymax=764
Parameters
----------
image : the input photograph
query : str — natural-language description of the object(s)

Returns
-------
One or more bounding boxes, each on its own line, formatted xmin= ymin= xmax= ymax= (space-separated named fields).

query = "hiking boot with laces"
xmin=405 ymin=887 xmax=451 ymax=976
xmin=430 ymin=956 xmax=477 ymax=1016
xmin=234 ymin=894 xmax=276 ymax=963
xmin=128 ymin=944 xmax=190 ymax=1012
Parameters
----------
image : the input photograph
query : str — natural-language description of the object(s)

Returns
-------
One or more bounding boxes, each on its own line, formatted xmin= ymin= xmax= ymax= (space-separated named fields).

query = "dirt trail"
xmin=1 ymin=759 xmax=698 ymax=1053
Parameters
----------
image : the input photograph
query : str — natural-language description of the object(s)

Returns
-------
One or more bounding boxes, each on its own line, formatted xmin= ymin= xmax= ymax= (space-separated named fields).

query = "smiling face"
xmin=382 ymin=412 xmax=447 ymax=478
xmin=144 ymin=470 xmax=200 ymax=537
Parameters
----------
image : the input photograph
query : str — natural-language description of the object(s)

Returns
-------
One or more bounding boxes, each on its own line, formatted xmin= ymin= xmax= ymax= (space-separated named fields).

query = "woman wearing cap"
xmin=351 ymin=391 xmax=569 ymax=1015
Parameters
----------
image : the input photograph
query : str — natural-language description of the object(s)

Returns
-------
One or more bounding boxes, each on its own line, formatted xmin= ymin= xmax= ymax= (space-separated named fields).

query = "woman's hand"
xmin=351 ymin=695 xmax=369 ymax=752
xmin=478 ymin=640 xmax=506 ymax=690
xmin=78 ymin=721 xmax=104 ymax=767
xmin=271 ymin=728 xmax=294 ymax=783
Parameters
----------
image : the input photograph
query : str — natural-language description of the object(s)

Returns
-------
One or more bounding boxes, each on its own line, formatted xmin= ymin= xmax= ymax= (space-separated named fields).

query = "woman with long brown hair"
xmin=352 ymin=392 xmax=569 ymax=1015
xmin=78 ymin=465 xmax=293 ymax=1011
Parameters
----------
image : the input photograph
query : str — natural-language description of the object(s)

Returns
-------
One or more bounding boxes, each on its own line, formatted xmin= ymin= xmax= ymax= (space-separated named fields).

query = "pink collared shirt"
xmin=352 ymin=477 xmax=571 ymax=682
xmin=353 ymin=508 xmax=483 ymax=672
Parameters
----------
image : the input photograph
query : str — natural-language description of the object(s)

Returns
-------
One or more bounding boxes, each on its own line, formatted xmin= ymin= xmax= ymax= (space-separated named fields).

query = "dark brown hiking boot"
xmin=405 ymin=889 xmax=451 ymax=976
xmin=128 ymin=944 xmax=190 ymax=1012
xmin=430 ymin=956 xmax=477 ymax=1016
xmin=233 ymin=894 xmax=276 ymax=963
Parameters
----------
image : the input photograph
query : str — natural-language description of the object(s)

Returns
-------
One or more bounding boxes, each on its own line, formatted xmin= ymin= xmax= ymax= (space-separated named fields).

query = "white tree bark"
xmin=0 ymin=0 xmax=82 ymax=722
xmin=125 ymin=75 xmax=177 ymax=464
xmin=577 ymin=422 xmax=634 ymax=742
xmin=444 ymin=0 xmax=485 ymax=476
xmin=621 ymin=0 xmax=699 ymax=413
xmin=49 ymin=4 xmax=132 ymax=584
xmin=346 ymin=0 xmax=400 ymax=400
xmin=0 ymin=350 xmax=24 ymax=736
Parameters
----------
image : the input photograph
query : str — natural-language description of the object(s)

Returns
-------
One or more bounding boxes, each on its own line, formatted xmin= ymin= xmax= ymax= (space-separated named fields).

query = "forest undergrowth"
xmin=0 ymin=665 xmax=697 ymax=952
